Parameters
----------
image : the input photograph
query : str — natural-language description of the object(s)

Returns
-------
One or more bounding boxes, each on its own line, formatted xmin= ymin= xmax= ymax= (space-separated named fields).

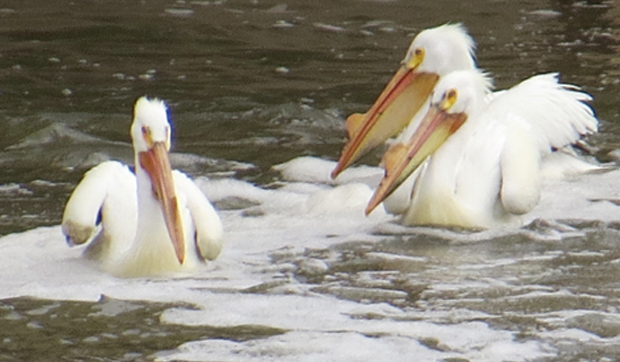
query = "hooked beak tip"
xmin=365 ymin=197 xmax=380 ymax=216
xmin=331 ymin=168 xmax=341 ymax=180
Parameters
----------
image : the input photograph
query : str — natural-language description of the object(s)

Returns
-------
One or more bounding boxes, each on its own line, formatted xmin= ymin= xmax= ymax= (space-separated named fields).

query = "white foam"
xmin=3 ymin=156 xmax=619 ymax=361
xmin=272 ymin=156 xmax=383 ymax=187
xmin=538 ymin=328 xmax=602 ymax=343
xmin=156 ymin=328 xmax=549 ymax=362
xmin=156 ymin=331 xmax=446 ymax=362
xmin=528 ymin=168 xmax=620 ymax=222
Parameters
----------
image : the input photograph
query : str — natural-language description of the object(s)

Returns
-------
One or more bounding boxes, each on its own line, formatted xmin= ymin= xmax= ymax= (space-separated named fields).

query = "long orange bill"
xmin=365 ymin=106 xmax=467 ymax=215
xmin=331 ymin=67 xmax=439 ymax=179
xmin=139 ymin=142 xmax=185 ymax=264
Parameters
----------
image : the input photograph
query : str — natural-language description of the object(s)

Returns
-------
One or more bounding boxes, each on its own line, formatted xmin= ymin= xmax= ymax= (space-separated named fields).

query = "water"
xmin=2 ymin=0 xmax=620 ymax=360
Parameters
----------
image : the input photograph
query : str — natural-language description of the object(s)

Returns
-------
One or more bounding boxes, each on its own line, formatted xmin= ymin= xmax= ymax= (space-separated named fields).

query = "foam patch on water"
xmin=529 ymin=167 xmax=620 ymax=222
xmin=272 ymin=156 xmax=383 ymax=187
xmin=3 ymin=156 xmax=620 ymax=361
xmin=156 ymin=328 xmax=548 ymax=362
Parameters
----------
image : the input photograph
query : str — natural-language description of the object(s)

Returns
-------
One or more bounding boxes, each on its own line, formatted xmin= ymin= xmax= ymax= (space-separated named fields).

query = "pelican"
xmin=331 ymin=23 xmax=476 ymax=179
xmin=62 ymin=97 xmax=223 ymax=277
xmin=365 ymin=70 xmax=598 ymax=228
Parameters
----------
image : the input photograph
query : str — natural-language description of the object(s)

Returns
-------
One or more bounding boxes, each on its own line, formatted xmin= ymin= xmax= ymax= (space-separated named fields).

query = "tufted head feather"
xmin=131 ymin=97 xmax=171 ymax=153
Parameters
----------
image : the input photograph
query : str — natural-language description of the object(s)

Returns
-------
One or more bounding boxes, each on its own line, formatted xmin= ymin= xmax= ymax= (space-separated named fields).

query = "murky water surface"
xmin=2 ymin=0 xmax=620 ymax=361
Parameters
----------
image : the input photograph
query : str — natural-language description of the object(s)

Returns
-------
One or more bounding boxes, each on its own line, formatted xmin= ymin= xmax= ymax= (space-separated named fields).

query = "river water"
xmin=2 ymin=0 xmax=620 ymax=361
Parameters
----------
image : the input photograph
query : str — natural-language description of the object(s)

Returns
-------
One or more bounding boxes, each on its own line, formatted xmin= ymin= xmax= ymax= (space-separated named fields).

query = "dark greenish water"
xmin=2 ymin=0 xmax=620 ymax=361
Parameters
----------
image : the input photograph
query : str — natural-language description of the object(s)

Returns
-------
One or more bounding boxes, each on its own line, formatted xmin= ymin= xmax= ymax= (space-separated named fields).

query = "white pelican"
xmin=331 ymin=23 xmax=476 ymax=179
xmin=365 ymin=70 xmax=598 ymax=228
xmin=62 ymin=97 xmax=223 ymax=277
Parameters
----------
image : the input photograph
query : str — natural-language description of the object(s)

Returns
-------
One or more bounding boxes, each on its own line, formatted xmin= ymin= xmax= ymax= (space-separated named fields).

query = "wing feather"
xmin=173 ymin=171 xmax=223 ymax=261
xmin=62 ymin=161 xmax=136 ymax=259
xmin=488 ymin=73 xmax=597 ymax=152
xmin=491 ymin=73 xmax=597 ymax=215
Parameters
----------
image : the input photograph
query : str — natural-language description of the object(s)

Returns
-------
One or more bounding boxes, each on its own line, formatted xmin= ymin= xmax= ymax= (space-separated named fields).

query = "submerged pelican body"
xmin=365 ymin=70 xmax=598 ymax=228
xmin=331 ymin=23 xmax=477 ymax=179
xmin=62 ymin=97 xmax=223 ymax=277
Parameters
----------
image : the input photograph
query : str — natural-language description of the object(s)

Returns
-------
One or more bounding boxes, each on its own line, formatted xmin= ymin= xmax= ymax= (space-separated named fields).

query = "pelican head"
xmin=332 ymin=23 xmax=477 ymax=179
xmin=428 ymin=69 xmax=491 ymax=115
xmin=366 ymin=70 xmax=492 ymax=215
xmin=131 ymin=97 xmax=185 ymax=264
xmin=131 ymin=98 xmax=172 ymax=153
xmin=403 ymin=23 xmax=476 ymax=76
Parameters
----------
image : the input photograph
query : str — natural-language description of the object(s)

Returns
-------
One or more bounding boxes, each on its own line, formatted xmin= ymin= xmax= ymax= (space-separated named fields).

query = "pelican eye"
xmin=446 ymin=89 xmax=457 ymax=100
xmin=440 ymin=89 xmax=458 ymax=111
xmin=406 ymin=47 xmax=425 ymax=69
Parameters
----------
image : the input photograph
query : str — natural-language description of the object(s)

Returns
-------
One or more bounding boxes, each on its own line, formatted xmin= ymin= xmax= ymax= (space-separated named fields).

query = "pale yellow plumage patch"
xmin=113 ymin=239 xmax=190 ymax=278
xmin=404 ymin=188 xmax=478 ymax=228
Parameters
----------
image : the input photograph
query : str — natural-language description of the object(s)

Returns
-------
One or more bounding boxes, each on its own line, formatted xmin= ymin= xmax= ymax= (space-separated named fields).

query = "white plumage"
xmin=367 ymin=70 xmax=598 ymax=228
xmin=62 ymin=97 xmax=223 ymax=277
xmin=62 ymin=161 xmax=137 ymax=269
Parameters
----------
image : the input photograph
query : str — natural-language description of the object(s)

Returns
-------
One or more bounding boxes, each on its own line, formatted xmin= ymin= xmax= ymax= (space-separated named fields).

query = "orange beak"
xmin=139 ymin=142 xmax=185 ymax=264
xmin=365 ymin=106 xmax=467 ymax=215
xmin=331 ymin=66 xmax=439 ymax=179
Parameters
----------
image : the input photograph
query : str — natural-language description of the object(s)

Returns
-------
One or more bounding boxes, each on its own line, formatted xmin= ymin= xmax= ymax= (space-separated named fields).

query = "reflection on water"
xmin=2 ymin=0 xmax=620 ymax=361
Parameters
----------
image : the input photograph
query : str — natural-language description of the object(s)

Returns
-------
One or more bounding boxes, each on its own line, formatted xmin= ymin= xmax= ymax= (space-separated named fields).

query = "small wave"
xmin=7 ymin=123 xmax=122 ymax=150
